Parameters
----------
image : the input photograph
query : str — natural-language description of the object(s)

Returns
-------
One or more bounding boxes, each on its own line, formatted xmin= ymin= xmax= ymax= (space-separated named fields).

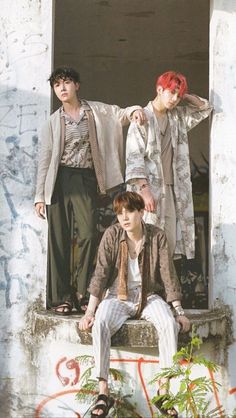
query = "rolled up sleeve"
xmin=180 ymin=96 xmax=213 ymax=132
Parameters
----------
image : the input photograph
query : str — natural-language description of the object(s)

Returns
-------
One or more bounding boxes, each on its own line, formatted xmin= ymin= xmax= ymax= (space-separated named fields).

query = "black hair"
xmin=48 ymin=67 xmax=80 ymax=87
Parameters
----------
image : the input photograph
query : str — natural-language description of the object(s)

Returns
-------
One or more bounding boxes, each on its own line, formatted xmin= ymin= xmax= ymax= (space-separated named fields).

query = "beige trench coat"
xmin=34 ymin=101 xmax=140 ymax=205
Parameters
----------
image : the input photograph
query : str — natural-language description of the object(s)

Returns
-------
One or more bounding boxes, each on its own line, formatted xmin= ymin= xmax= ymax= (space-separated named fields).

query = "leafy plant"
xmin=150 ymin=327 xmax=225 ymax=418
xmin=75 ymin=355 xmax=142 ymax=417
xmin=231 ymin=408 xmax=236 ymax=418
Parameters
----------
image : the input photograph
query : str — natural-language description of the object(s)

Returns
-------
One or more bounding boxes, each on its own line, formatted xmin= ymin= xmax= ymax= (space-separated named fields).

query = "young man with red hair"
xmin=126 ymin=71 xmax=213 ymax=260
xmin=79 ymin=191 xmax=190 ymax=417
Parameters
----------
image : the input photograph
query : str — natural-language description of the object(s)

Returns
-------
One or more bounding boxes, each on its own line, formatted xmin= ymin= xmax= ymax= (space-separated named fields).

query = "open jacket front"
xmin=126 ymin=96 xmax=213 ymax=259
xmin=88 ymin=222 xmax=182 ymax=316
xmin=34 ymin=100 xmax=141 ymax=205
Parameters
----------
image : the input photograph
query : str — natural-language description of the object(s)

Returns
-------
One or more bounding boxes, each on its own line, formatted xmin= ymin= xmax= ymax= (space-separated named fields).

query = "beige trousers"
xmin=92 ymin=291 xmax=179 ymax=380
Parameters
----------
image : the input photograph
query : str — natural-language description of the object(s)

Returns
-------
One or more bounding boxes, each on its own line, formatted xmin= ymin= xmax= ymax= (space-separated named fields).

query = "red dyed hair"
xmin=156 ymin=71 xmax=188 ymax=97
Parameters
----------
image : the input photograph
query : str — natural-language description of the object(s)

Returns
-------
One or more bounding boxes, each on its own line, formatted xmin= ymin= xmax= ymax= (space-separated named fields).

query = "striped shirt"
xmin=60 ymin=100 xmax=93 ymax=169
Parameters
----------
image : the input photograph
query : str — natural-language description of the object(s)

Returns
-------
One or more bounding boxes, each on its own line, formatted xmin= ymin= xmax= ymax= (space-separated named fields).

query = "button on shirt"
xmin=60 ymin=100 xmax=94 ymax=169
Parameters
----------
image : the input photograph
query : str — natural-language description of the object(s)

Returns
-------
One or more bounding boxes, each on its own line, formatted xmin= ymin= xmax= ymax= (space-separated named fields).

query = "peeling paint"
xmin=218 ymin=175 xmax=228 ymax=184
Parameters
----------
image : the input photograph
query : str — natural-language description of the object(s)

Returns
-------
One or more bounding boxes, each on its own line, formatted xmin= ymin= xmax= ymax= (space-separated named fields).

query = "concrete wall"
xmin=0 ymin=0 xmax=52 ymax=416
xmin=32 ymin=319 xmax=228 ymax=418
xmin=54 ymin=0 xmax=210 ymax=169
xmin=0 ymin=0 xmax=236 ymax=417
xmin=209 ymin=0 xmax=236 ymax=412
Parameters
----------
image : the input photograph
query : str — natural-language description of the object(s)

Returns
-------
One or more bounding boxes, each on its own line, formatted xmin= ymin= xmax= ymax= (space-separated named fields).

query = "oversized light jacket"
xmin=34 ymin=100 xmax=141 ymax=205
xmin=126 ymin=97 xmax=213 ymax=259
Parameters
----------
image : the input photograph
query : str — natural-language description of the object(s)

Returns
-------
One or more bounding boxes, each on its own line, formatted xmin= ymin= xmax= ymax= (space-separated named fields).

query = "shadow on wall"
xmin=211 ymin=221 xmax=236 ymax=410
xmin=0 ymin=84 xmax=50 ymax=418
xmin=0 ymin=86 xmax=49 ymax=312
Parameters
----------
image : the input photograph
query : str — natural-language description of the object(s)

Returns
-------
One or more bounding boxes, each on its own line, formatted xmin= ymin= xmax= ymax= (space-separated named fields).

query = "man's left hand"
xmin=132 ymin=109 xmax=147 ymax=125
xmin=176 ymin=315 xmax=191 ymax=333
xmin=79 ymin=314 xmax=95 ymax=331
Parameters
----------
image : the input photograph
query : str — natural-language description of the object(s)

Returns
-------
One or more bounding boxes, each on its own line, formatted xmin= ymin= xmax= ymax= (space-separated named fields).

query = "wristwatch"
xmin=174 ymin=305 xmax=185 ymax=316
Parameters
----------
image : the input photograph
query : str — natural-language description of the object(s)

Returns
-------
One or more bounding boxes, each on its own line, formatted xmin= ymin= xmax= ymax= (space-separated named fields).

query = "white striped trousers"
xmin=92 ymin=292 xmax=180 ymax=380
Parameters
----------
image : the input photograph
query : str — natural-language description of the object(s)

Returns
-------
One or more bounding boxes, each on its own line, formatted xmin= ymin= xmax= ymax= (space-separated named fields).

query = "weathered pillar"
xmin=209 ymin=0 xmax=236 ymax=411
xmin=0 ymin=0 xmax=53 ymax=415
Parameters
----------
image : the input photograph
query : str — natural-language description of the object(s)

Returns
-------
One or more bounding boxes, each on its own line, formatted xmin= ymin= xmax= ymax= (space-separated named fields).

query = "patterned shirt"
xmin=88 ymin=222 xmax=182 ymax=304
xmin=60 ymin=100 xmax=93 ymax=169
xmin=126 ymin=97 xmax=213 ymax=259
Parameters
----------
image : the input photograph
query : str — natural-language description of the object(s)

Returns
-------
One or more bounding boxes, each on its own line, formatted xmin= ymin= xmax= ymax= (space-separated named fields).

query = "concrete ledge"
xmin=33 ymin=308 xmax=231 ymax=348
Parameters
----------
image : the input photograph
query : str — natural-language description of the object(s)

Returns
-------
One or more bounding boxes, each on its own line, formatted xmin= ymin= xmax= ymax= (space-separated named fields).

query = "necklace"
xmin=127 ymin=237 xmax=142 ymax=258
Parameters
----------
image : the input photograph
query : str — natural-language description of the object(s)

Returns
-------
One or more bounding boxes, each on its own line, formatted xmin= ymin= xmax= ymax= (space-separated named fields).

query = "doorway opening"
xmin=54 ymin=0 xmax=210 ymax=309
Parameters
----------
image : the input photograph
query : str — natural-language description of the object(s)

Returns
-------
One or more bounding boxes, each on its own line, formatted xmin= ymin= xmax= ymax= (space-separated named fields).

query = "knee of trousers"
xmin=156 ymin=315 xmax=178 ymax=334
xmin=92 ymin=318 xmax=111 ymax=338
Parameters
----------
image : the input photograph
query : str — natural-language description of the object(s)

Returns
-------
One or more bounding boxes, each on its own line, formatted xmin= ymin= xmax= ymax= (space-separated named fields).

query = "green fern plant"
xmin=150 ymin=327 xmax=225 ymax=418
xmin=75 ymin=355 xmax=142 ymax=417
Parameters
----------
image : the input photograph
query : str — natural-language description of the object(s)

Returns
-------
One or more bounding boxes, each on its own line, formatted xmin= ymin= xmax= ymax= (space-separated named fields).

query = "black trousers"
xmin=46 ymin=166 xmax=98 ymax=308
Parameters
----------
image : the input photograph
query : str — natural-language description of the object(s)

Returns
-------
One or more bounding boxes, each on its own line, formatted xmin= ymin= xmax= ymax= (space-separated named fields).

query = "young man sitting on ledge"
xmin=79 ymin=191 xmax=190 ymax=417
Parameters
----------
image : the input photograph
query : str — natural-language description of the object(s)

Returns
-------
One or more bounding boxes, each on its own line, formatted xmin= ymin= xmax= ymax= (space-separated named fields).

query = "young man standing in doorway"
xmin=126 ymin=71 xmax=213 ymax=260
xmin=34 ymin=67 xmax=145 ymax=315
xmin=79 ymin=191 xmax=190 ymax=417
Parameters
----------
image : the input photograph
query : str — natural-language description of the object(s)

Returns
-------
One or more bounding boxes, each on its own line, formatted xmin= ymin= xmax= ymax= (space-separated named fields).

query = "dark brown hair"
xmin=113 ymin=191 xmax=145 ymax=214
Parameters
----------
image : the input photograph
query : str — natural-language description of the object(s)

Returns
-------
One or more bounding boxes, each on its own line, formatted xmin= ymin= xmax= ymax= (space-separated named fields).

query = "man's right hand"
xmin=35 ymin=202 xmax=46 ymax=219
xmin=140 ymin=187 xmax=157 ymax=212
xmin=79 ymin=314 xmax=95 ymax=331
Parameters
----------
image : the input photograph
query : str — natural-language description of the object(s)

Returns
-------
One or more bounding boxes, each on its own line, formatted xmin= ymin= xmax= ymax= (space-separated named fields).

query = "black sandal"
xmin=91 ymin=394 xmax=114 ymax=418
xmin=74 ymin=296 xmax=89 ymax=313
xmin=153 ymin=391 xmax=178 ymax=417
xmin=53 ymin=302 xmax=73 ymax=316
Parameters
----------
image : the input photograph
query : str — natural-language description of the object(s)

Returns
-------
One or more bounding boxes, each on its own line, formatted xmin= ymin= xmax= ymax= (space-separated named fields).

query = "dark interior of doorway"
xmin=54 ymin=0 xmax=210 ymax=309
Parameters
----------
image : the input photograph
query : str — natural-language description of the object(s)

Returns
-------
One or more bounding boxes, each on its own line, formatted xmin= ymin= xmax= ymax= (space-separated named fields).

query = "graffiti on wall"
xmin=35 ymin=355 xmax=233 ymax=418
xmin=0 ymin=16 xmax=49 ymax=308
